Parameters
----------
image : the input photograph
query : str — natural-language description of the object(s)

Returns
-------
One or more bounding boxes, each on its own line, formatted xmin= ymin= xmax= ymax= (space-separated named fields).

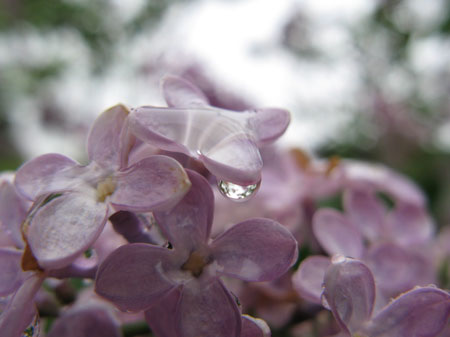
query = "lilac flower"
xmin=0 ymin=174 xmax=44 ymax=337
xmin=14 ymin=104 xmax=191 ymax=269
xmin=0 ymin=177 xmax=107 ymax=337
xmin=294 ymin=181 xmax=436 ymax=308
xmin=95 ymin=170 xmax=298 ymax=337
xmin=128 ymin=76 xmax=290 ymax=193
xmin=321 ymin=255 xmax=450 ymax=337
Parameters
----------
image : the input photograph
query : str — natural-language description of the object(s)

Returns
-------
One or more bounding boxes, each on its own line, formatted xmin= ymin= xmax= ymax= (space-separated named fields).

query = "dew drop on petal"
xmin=218 ymin=180 xmax=261 ymax=202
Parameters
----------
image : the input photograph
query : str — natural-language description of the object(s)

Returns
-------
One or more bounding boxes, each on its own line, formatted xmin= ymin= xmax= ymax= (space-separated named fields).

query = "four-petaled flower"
xmin=128 ymin=76 xmax=290 ymax=188
xmin=95 ymin=170 xmax=298 ymax=337
xmin=14 ymin=104 xmax=191 ymax=269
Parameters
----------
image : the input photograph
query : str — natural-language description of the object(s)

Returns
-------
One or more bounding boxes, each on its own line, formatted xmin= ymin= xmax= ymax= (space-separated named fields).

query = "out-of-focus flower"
xmin=293 ymin=159 xmax=437 ymax=310
xmin=321 ymin=255 xmax=450 ymax=337
xmin=95 ymin=170 xmax=298 ymax=337
xmin=129 ymin=76 xmax=290 ymax=190
xmin=14 ymin=104 xmax=191 ymax=269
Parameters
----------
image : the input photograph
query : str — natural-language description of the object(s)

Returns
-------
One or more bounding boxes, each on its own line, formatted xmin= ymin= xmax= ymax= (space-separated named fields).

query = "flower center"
xmin=181 ymin=250 xmax=211 ymax=278
xmin=96 ymin=176 xmax=117 ymax=202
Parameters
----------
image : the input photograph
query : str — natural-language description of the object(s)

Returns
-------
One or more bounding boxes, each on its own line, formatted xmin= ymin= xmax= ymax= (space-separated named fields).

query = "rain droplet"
xmin=218 ymin=180 xmax=260 ymax=202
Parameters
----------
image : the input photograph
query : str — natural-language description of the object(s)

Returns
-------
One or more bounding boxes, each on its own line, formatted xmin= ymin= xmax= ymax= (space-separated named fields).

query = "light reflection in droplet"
xmin=218 ymin=180 xmax=261 ymax=202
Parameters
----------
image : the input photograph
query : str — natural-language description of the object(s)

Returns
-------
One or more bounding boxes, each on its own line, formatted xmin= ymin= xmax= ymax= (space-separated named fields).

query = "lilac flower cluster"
xmin=0 ymin=76 xmax=449 ymax=337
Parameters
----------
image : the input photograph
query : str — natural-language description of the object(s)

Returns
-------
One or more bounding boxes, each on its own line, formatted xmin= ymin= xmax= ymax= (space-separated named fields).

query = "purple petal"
xmin=176 ymin=279 xmax=241 ymax=337
xmin=87 ymin=104 xmax=130 ymax=168
xmin=363 ymin=287 xmax=450 ymax=337
xmin=0 ymin=177 xmax=28 ymax=248
xmin=0 ymin=273 xmax=44 ymax=337
xmin=365 ymin=242 xmax=435 ymax=298
xmin=241 ymin=315 xmax=271 ymax=337
xmin=109 ymin=211 xmax=157 ymax=244
xmin=27 ymin=193 xmax=108 ymax=269
xmin=0 ymin=248 xmax=27 ymax=296
xmin=14 ymin=153 xmax=79 ymax=200
xmin=312 ymin=209 xmax=364 ymax=259
xmin=111 ymin=155 xmax=191 ymax=212
xmin=292 ymin=255 xmax=330 ymax=304
xmin=129 ymin=107 xmax=191 ymax=154
xmin=211 ymin=218 xmax=298 ymax=282
xmin=48 ymin=306 xmax=121 ymax=337
xmin=322 ymin=256 xmax=376 ymax=334
xmin=162 ymin=75 xmax=209 ymax=108
xmin=95 ymin=243 xmax=176 ymax=312
xmin=342 ymin=160 xmax=425 ymax=206
xmin=247 ymin=108 xmax=290 ymax=146
xmin=343 ymin=187 xmax=386 ymax=241
xmin=145 ymin=288 xmax=181 ymax=337
xmin=385 ymin=203 xmax=434 ymax=246
xmin=199 ymin=135 xmax=262 ymax=185
xmin=153 ymin=170 xmax=213 ymax=252
xmin=129 ymin=107 xmax=263 ymax=185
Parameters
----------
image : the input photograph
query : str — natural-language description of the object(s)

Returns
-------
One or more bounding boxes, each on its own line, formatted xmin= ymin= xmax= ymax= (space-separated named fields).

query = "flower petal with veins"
xmin=176 ymin=279 xmax=241 ymax=337
xmin=87 ymin=104 xmax=130 ymax=168
xmin=111 ymin=155 xmax=191 ymax=213
xmin=27 ymin=193 xmax=108 ymax=269
xmin=322 ymin=256 xmax=375 ymax=335
xmin=14 ymin=153 xmax=80 ymax=200
xmin=153 ymin=170 xmax=213 ymax=253
xmin=211 ymin=218 xmax=298 ymax=282
xmin=363 ymin=287 xmax=450 ymax=337
xmin=95 ymin=243 xmax=176 ymax=312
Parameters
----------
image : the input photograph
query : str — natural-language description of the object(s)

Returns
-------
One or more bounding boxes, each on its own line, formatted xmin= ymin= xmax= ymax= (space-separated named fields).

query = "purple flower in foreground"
xmin=95 ymin=170 xmax=298 ymax=337
xmin=321 ymin=255 xmax=450 ymax=337
xmin=128 ymin=76 xmax=290 ymax=199
xmin=14 ymin=104 xmax=191 ymax=270
xmin=0 ymin=273 xmax=45 ymax=337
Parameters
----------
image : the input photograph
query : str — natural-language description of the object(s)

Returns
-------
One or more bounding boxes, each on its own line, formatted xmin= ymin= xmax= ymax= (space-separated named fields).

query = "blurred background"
xmin=0 ymin=0 xmax=449 ymax=224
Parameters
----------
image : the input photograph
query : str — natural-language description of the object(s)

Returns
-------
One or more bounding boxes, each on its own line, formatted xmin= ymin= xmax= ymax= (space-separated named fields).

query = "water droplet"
xmin=218 ymin=180 xmax=260 ymax=201
xmin=23 ymin=315 xmax=40 ymax=337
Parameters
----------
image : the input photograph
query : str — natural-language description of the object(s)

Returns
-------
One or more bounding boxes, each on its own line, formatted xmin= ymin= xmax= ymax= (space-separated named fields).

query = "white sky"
xmin=2 ymin=0 xmax=448 ymax=160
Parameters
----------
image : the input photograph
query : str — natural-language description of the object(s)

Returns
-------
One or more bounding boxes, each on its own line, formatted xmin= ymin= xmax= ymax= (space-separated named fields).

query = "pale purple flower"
xmin=298 ymin=183 xmax=436 ymax=307
xmin=95 ymin=170 xmax=298 ymax=337
xmin=128 ymin=76 xmax=290 ymax=190
xmin=321 ymin=255 xmax=450 ymax=337
xmin=14 ymin=104 xmax=191 ymax=269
